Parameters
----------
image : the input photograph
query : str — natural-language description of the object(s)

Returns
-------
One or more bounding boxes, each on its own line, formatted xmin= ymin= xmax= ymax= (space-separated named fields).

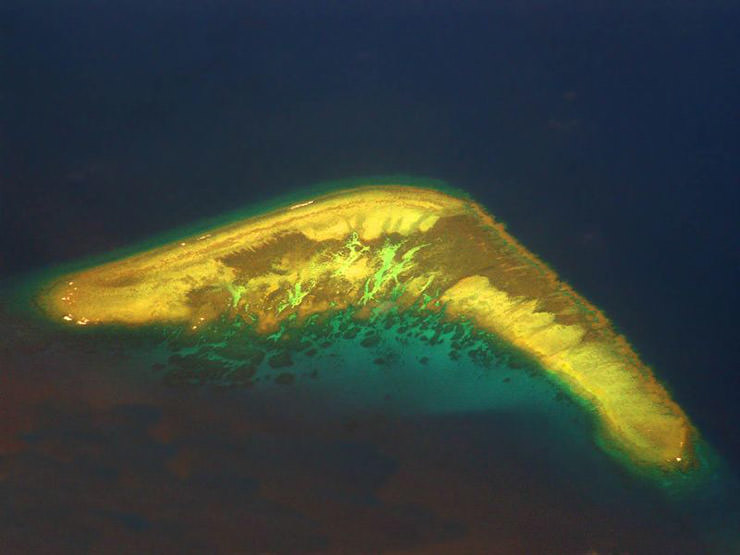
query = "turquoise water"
xmin=128 ymin=297 xmax=740 ymax=548
xmin=158 ymin=302 xmax=589 ymax=424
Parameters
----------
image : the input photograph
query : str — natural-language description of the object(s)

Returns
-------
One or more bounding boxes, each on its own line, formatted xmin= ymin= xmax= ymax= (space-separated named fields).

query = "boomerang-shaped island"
xmin=38 ymin=184 xmax=696 ymax=472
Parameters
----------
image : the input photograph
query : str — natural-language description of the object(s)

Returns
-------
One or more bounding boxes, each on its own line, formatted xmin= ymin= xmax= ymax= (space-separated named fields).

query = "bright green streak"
xmin=332 ymin=232 xmax=369 ymax=278
xmin=360 ymin=241 xmax=427 ymax=305
xmin=225 ymin=283 xmax=248 ymax=308
xmin=277 ymin=280 xmax=315 ymax=314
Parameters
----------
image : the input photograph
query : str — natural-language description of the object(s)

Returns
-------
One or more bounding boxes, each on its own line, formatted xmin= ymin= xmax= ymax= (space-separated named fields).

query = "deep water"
xmin=1 ymin=1 xmax=739 ymax=553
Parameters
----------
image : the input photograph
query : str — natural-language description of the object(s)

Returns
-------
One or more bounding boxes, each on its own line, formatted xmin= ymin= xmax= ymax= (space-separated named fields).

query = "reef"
xmin=37 ymin=184 xmax=695 ymax=471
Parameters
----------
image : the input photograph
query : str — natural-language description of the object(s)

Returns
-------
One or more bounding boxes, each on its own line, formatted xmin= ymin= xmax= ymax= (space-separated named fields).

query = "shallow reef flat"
xmin=37 ymin=184 xmax=695 ymax=473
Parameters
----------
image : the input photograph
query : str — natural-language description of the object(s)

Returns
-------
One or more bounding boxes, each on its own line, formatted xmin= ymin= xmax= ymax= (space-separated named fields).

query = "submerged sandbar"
xmin=38 ymin=184 xmax=695 ymax=471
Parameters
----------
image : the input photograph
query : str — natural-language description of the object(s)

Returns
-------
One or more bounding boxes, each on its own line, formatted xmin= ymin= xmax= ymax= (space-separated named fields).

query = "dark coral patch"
xmin=275 ymin=372 xmax=295 ymax=385
xmin=268 ymin=351 xmax=294 ymax=368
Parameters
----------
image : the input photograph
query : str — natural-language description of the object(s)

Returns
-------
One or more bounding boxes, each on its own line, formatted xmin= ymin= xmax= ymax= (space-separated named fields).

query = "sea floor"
xmin=0 ymin=294 xmax=737 ymax=554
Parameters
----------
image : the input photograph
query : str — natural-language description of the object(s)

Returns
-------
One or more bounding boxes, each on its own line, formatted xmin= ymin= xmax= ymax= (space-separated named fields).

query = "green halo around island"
xmin=36 ymin=183 xmax=697 ymax=473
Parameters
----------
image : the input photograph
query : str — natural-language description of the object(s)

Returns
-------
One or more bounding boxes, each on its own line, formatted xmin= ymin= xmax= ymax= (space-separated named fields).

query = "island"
xmin=37 ymin=184 xmax=696 ymax=472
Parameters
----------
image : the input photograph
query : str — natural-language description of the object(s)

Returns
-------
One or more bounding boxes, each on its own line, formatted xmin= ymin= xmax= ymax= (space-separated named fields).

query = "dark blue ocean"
xmin=1 ymin=1 xmax=738 ymax=553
